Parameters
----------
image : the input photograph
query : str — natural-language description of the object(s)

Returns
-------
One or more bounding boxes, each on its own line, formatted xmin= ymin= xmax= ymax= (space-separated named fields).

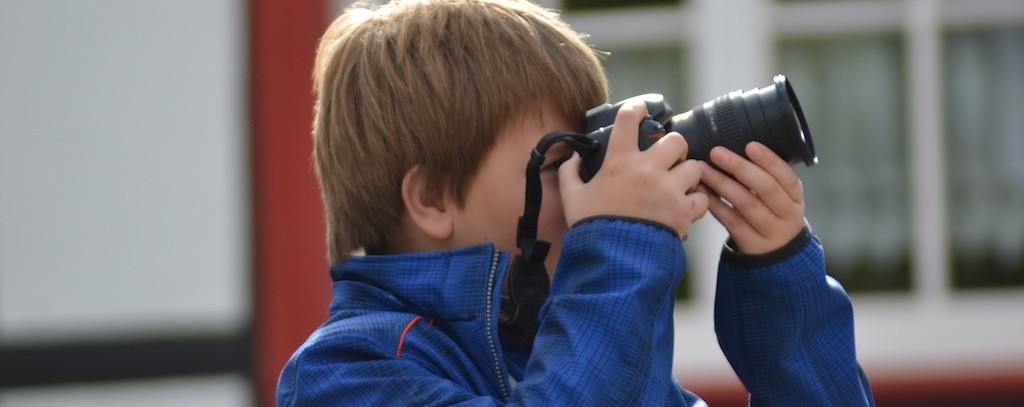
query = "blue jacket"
xmin=277 ymin=218 xmax=874 ymax=406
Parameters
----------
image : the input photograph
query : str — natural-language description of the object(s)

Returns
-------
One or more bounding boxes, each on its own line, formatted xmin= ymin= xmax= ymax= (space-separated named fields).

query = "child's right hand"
xmin=559 ymin=100 xmax=709 ymax=237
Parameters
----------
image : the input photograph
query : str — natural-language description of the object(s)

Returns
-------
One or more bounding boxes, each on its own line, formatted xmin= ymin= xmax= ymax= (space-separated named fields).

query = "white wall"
xmin=0 ymin=0 xmax=248 ymax=343
xmin=0 ymin=375 xmax=252 ymax=407
xmin=0 ymin=0 xmax=249 ymax=405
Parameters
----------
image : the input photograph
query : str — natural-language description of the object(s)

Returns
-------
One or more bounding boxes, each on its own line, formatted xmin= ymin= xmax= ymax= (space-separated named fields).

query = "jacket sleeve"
xmin=714 ymin=227 xmax=875 ymax=407
xmin=509 ymin=218 xmax=702 ymax=406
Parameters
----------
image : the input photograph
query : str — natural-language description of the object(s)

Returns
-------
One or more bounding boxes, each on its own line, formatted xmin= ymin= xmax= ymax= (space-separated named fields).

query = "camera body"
xmin=578 ymin=75 xmax=816 ymax=182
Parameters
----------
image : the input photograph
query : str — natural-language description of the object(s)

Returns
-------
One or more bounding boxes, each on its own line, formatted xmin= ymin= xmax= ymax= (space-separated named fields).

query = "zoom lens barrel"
xmin=668 ymin=75 xmax=816 ymax=166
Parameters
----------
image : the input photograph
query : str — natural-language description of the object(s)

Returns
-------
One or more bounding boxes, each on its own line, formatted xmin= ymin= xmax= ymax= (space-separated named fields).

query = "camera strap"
xmin=499 ymin=130 xmax=596 ymax=347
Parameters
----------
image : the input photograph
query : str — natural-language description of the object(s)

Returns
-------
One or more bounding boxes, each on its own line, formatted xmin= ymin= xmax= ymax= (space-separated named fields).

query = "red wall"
xmin=251 ymin=1 xmax=329 ymax=406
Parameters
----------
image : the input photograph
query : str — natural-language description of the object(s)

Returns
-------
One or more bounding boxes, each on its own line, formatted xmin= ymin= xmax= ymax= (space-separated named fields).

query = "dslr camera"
xmin=578 ymin=75 xmax=816 ymax=181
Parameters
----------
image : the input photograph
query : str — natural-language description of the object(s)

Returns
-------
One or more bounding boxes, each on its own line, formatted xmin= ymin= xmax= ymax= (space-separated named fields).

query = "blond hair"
xmin=314 ymin=0 xmax=608 ymax=263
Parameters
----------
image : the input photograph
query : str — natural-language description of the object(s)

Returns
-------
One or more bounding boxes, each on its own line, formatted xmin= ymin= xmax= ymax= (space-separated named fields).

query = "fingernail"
xmin=750 ymin=142 xmax=767 ymax=158
xmin=628 ymin=98 xmax=647 ymax=113
xmin=711 ymin=147 xmax=728 ymax=163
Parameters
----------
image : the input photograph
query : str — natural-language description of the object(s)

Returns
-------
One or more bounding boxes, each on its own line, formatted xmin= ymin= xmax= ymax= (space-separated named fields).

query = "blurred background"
xmin=0 ymin=0 xmax=1021 ymax=406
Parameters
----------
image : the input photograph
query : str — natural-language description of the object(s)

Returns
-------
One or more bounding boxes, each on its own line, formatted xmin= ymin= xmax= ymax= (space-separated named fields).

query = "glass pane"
xmin=601 ymin=45 xmax=687 ymax=112
xmin=778 ymin=35 xmax=911 ymax=292
xmin=564 ymin=0 xmax=681 ymax=12
xmin=600 ymin=44 xmax=692 ymax=300
xmin=945 ymin=26 xmax=1024 ymax=289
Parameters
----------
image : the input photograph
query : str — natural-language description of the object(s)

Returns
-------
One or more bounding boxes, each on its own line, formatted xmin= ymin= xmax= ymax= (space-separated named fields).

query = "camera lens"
xmin=668 ymin=75 xmax=816 ymax=166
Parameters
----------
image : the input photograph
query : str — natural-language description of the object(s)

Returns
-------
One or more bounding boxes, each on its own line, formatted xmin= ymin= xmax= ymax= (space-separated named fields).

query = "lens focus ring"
xmin=693 ymin=107 xmax=714 ymax=162
xmin=711 ymin=96 xmax=746 ymax=158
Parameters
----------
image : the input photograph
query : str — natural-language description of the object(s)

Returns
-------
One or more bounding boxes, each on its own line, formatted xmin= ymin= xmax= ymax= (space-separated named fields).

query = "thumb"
xmin=557 ymin=152 xmax=584 ymax=194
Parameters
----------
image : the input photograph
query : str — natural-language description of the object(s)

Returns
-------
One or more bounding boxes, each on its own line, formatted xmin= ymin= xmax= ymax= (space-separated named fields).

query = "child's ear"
xmin=401 ymin=166 xmax=454 ymax=241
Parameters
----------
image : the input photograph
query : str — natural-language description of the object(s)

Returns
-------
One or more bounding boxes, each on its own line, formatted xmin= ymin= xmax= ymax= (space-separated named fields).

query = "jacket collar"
xmin=329 ymin=244 xmax=510 ymax=321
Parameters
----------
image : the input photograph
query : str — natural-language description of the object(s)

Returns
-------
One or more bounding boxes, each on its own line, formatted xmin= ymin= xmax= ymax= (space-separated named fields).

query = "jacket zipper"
xmin=484 ymin=248 xmax=510 ymax=401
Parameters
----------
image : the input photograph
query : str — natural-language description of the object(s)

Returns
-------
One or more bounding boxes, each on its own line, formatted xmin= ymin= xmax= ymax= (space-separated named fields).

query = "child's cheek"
xmin=536 ymin=171 xmax=568 ymax=277
xmin=539 ymin=173 xmax=568 ymax=233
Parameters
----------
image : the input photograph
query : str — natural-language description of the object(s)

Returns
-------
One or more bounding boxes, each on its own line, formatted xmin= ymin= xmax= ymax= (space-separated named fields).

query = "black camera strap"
xmin=499 ymin=130 xmax=596 ymax=347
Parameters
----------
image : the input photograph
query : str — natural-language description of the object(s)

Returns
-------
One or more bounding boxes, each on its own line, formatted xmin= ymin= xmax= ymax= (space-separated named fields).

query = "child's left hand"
xmin=697 ymin=142 xmax=805 ymax=255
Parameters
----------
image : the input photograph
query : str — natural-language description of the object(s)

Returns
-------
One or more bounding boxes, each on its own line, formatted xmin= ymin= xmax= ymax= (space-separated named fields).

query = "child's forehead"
xmin=503 ymin=101 xmax=578 ymax=136
xmin=495 ymin=114 xmax=554 ymax=150
xmin=490 ymin=105 xmax=575 ymax=166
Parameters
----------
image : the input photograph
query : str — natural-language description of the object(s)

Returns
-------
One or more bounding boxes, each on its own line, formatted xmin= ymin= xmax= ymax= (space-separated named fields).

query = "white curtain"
xmin=946 ymin=26 xmax=1024 ymax=287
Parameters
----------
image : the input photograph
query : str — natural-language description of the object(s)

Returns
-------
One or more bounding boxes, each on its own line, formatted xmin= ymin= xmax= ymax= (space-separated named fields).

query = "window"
xmin=944 ymin=25 xmax=1024 ymax=289
xmin=779 ymin=34 xmax=911 ymax=292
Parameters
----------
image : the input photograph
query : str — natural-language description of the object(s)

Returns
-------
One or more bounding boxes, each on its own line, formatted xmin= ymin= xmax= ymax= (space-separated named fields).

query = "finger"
xmin=709 ymin=146 xmax=795 ymax=219
xmin=746 ymin=142 xmax=804 ymax=204
xmin=669 ymin=159 xmax=702 ymax=192
xmin=687 ymin=189 xmax=709 ymax=222
xmin=699 ymin=161 xmax=778 ymax=233
xmin=696 ymin=184 xmax=761 ymax=238
xmin=676 ymin=130 xmax=690 ymax=160
xmin=647 ymin=132 xmax=686 ymax=169
xmin=607 ymin=99 xmax=647 ymax=156
xmin=557 ymin=152 xmax=584 ymax=192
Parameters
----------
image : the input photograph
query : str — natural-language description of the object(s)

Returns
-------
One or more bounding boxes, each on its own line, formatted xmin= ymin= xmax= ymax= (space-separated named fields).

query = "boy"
xmin=277 ymin=0 xmax=874 ymax=405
